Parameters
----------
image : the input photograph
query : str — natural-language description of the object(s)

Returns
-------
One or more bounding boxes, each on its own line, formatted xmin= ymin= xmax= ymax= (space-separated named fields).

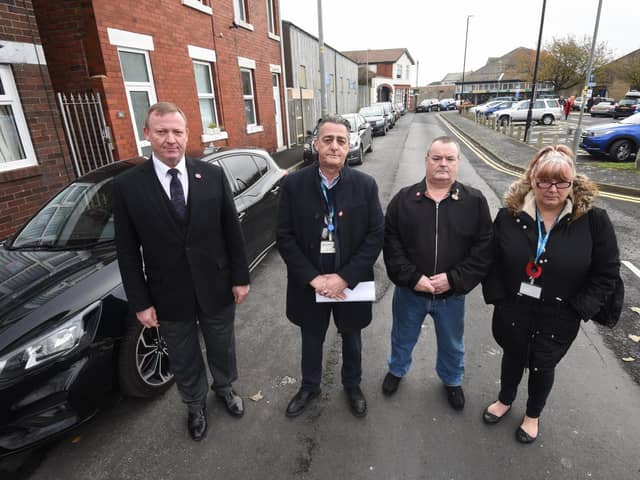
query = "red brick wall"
xmin=41 ymin=0 xmax=288 ymax=160
xmin=0 ymin=1 xmax=72 ymax=239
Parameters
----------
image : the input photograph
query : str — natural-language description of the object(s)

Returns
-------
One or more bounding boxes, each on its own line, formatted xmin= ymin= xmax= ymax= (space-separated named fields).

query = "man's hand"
xmin=136 ymin=306 xmax=159 ymax=328
xmin=414 ymin=275 xmax=435 ymax=293
xmin=232 ymin=284 xmax=250 ymax=304
xmin=322 ymin=273 xmax=348 ymax=300
xmin=429 ymin=273 xmax=451 ymax=295
xmin=310 ymin=275 xmax=327 ymax=292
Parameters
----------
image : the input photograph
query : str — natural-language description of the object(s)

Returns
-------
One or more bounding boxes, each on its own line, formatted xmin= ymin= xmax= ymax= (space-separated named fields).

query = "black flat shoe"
xmin=515 ymin=426 xmax=538 ymax=444
xmin=217 ymin=389 xmax=244 ymax=417
xmin=286 ymin=388 xmax=320 ymax=417
xmin=382 ymin=372 xmax=401 ymax=396
xmin=187 ymin=408 xmax=207 ymax=441
xmin=482 ymin=403 xmax=511 ymax=424
xmin=345 ymin=385 xmax=367 ymax=418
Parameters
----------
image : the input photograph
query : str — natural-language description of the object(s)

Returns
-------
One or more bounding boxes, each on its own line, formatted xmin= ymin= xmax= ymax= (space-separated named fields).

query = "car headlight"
xmin=0 ymin=302 xmax=99 ymax=380
xmin=587 ymin=130 xmax=614 ymax=137
xmin=350 ymin=136 xmax=360 ymax=148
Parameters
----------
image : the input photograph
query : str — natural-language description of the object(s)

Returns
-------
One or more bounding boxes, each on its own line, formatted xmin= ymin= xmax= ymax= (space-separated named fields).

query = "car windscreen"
xmin=10 ymin=177 xmax=115 ymax=249
xmin=359 ymin=107 xmax=383 ymax=116
xmin=619 ymin=98 xmax=639 ymax=106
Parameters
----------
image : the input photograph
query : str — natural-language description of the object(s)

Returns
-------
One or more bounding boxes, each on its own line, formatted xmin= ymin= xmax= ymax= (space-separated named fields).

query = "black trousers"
xmin=498 ymin=350 xmax=555 ymax=418
xmin=160 ymin=302 xmax=237 ymax=413
xmin=299 ymin=304 xmax=362 ymax=392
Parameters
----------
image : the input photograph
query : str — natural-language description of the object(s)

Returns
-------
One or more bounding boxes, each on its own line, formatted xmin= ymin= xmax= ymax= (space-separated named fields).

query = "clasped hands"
xmin=414 ymin=273 xmax=450 ymax=295
xmin=310 ymin=274 xmax=348 ymax=300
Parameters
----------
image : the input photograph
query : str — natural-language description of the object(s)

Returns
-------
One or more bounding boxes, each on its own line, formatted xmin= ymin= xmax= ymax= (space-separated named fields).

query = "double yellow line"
xmin=440 ymin=115 xmax=640 ymax=204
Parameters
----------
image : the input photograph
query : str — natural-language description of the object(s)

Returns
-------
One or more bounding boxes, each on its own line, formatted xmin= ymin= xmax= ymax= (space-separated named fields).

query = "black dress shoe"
xmin=482 ymin=403 xmax=511 ymax=424
xmin=217 ymin=389 xmax=244 ymax=417
xmin=345 ymin=385 xmax=367 ymax=418
xmin=382 ymin=372 xmax=402 ymax=396
xmin=515 ymin=426 xmax=538 ymax=444
xmin=187 ymin=408 xmax=207 ymax=441
xmin=444 ymin=385 xmax=465 ymax=411
xmin=286 ymin=388 xmax=320 ymax=417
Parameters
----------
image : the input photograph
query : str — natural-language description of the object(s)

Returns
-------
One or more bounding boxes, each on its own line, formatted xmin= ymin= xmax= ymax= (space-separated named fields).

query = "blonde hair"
xmin=525 ymin=145 xmax=576 ymax=184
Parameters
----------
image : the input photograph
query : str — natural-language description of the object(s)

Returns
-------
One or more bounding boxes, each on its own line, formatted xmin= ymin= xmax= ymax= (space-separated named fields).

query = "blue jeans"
xmin=388 ymin=286 xmax=466 ymax=386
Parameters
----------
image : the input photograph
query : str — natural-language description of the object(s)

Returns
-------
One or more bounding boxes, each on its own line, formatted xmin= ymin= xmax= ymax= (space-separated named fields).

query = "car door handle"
xmin=269 ymin=186 xmax=280 ymax=195
xmin=238 ymin=211 xmax=246 ymax=221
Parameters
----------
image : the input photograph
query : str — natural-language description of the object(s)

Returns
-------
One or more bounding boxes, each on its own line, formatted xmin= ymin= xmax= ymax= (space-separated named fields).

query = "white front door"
xmin=272 ymin=73 xmax=284 ymax=149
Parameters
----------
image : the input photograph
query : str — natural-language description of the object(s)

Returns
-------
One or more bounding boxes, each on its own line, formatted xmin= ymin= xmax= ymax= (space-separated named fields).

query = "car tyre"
xmin=367 ymin=139 xmax=373 ymax=153
xmin=356 ymin=145 xmax=364 ymax=165
xmin=118 ymin=320 xmax=175 ymax=398
xmin=499 ymin=116 xmax=510 ymax=127
xmin=609 ymin=139 xmax=634 ymax=162
xmin=541 ymin=114 xmax=553 ymax=126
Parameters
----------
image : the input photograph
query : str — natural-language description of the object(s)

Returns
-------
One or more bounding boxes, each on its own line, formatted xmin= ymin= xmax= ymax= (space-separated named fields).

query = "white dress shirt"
xmin=152 ymin=156 xmax=189 ymax=204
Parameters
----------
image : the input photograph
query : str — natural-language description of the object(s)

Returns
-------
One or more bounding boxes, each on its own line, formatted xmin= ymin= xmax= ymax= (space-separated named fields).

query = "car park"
xmin=589 ymin=101 xmax=616 ymax=117
xmin=579 ymin=112 xmax=640 ymax=162
xmin=490 ymin=98 xmax=562 ymax=126
xmin=613 ymin=91 xmax=640 ymax=119
xmin=0 ymin=149 xmax=285 ymax=457
xmin=358 ymin=105 xmax=388 ymax=136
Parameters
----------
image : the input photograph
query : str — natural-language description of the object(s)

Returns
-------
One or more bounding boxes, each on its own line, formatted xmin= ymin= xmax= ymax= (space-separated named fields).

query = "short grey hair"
xmin=315 ymin=115 xmax=351 ymax=136
xmin=427 ymin=136 xmax=461 ymax=158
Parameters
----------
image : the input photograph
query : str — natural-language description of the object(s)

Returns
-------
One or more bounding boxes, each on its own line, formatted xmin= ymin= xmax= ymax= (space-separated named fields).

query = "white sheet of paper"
xmin=315 ymin=281 xmax=376 ymax=303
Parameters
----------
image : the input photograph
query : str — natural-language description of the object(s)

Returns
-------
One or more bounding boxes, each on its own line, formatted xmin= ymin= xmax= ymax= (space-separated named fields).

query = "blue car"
xmin=579 ymin=112 xmax=640 ymax=162
xmin=483 ymin=101 xmax=516 ymax=117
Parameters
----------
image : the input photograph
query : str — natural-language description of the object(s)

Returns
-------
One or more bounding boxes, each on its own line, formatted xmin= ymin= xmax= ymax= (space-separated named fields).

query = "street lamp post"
xmin=524 ymin=0 xmax=547 ymax=143
xmin=459 ymin=15 xmax=472 ymax=113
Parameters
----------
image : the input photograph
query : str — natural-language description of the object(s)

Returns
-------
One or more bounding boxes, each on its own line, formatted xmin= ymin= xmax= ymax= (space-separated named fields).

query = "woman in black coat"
xmin=481 ymin=145 xmax=620 ymax=444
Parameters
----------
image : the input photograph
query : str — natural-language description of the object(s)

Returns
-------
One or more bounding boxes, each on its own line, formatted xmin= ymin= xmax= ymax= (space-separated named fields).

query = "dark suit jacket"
xmin=112 ymin=157 xmax=250 ymax=322
xmin=276 ymin=164 xmax=384 ymax=330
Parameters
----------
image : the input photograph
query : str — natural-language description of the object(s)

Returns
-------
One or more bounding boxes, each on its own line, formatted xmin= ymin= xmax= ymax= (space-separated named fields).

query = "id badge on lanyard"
xmin=320 ymin=183 xmax=336 ymax=255
xmin=519 ymin=209 xmax=559 ymax=299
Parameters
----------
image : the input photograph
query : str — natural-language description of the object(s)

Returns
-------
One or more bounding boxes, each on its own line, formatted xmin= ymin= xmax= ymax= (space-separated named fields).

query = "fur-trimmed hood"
xmin=503 ymin=173 xmax=598 ymax=220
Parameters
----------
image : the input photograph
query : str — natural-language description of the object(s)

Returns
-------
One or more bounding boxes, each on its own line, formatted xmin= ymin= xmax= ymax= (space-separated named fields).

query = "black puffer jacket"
xmin=383 ymin=180 xmax=493 ymax=297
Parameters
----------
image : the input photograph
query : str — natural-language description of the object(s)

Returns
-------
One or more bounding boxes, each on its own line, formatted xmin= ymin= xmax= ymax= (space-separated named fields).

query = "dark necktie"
xmin=168 ymin=168 xmax=187 ymax=222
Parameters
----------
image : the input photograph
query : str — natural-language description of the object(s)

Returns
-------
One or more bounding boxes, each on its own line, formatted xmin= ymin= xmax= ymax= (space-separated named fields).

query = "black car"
xmin=0 ymin=148 xmax=285 ymax=457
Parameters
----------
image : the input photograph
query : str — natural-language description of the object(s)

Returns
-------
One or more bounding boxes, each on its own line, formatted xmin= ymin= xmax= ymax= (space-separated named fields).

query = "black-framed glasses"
xmin=535 ymin=180 xmax=572 ymax=189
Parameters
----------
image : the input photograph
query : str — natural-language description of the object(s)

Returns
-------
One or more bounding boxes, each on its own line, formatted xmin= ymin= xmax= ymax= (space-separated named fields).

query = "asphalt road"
xmin=4 ymin=113 xmax=640 ymax=480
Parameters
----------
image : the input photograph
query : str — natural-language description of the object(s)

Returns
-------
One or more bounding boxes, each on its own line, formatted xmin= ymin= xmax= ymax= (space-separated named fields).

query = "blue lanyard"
xmin=534 ymin=208 xmax=559 ymax=263
xmin=320 ymin=182 xmax=335 ymax=233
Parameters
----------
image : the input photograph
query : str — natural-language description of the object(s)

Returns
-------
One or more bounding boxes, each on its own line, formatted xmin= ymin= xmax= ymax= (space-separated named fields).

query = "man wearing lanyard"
xmin=276 ymin=115 xmax=384 ymax=418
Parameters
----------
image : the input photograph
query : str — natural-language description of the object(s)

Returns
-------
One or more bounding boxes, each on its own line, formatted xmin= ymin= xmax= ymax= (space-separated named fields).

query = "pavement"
xmin=438 ymin=111 xmax=640 ymax=197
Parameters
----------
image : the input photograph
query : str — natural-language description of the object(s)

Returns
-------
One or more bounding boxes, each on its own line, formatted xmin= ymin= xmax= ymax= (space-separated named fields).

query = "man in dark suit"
xmin=276 ymin=115 xmax=384 ymax=418
xmin=113 ymin=102 xmax=250 ymax=441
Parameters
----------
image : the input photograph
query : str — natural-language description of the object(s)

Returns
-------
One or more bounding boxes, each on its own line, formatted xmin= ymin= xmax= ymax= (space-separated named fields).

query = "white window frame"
xmin=116 ymin=47 xmax=158 ymax=156
xmin=0 ymin=65 xmax=37 ymax=172
xmin=193 ymin=60 xmax=227 ymax=143
xmin=395 ymin=64 xmax=403 ymax=79
xmin=266 ymin=0 xmax=280 ymax=41
xmin=233 ymin=0 xmax=253 ymax=31
xmin=181 ymin=0 xmax=212 ymax=15
xmin=239 ymin=63 xmax=262 ymax=134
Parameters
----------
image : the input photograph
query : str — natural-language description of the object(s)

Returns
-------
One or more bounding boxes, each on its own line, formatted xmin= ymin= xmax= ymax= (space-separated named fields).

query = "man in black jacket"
xmin=381 ymin=136 xmax=492 ymax=410
xmin=113 ymin=102 xmax=250 ymax=441
xmin=277 ymin=115 xmax=384 ymax=418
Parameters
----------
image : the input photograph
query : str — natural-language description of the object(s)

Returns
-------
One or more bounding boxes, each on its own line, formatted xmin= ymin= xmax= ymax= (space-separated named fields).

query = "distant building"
xmin=598 ymin=48 xmax=640 ymax=100
xmin=281 ymin=21 xmax=358 ymax=145
xmin=456 ymin=47 xmax=554 ymax=104
xmin=342 ymin=48 xmax=415 ymax=109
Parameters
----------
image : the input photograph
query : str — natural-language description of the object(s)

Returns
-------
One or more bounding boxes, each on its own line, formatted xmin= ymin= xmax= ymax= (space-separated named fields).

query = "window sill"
xmin=182 ymin=0 xmax=212 ymax=15
xmin=246 ymin=125 xmax=264 ymax=134
xmin=0 ymin=164 xmax=42 ymax=183
xmin=234 ymin=19 xmax=254 ymax=31
xmin=201 ymin=131 xmax=228 ymax=142
xmin=268 ymin=32 xmax=280 ymax=42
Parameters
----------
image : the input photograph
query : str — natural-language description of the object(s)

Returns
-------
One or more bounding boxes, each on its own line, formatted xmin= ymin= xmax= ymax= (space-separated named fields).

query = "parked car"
xmin=372 ymin=102 xmax=395 ymax=128
xmin=482 ymin=101 xmax=516 ymax=118
xmin=579 ymin=112 xmax=640 ymax=162
xmin=396 ymin=103 xmax=407 ymax=115
xmin=589 ymin=101 xmax=616 ymax=117
xmin=470 ymin=100 xmax=506 ymax=115
xmin=613 ymin=91 xmax=640 ymax=119
xmin=0 ymin=149 xmax=285 ymax=458
xmin=490 ymin=98 xmax=562 ymax=126
xmin=358 ymin=105 xmax=388 ymax=136
xmin=439 ymin=98 xmax=457 ymax=111
xmin=415 ymin=98 xmax=440 ymax=113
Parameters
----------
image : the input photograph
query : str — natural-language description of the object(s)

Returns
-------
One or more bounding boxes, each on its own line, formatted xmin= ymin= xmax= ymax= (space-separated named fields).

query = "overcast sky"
xmin=279 ymin=0 xmax=639 ymax=86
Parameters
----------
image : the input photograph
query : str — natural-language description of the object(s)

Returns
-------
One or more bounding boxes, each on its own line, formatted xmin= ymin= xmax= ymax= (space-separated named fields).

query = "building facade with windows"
xmin=281 ymin=21 xmax=358 ymax=145
xmin=341 ymin=48 xmax=415 ymax=110
xmin=32 ymin=0 xmax=288 ymax=162
xmin=0 ymin=0 xmax=72 ymax=239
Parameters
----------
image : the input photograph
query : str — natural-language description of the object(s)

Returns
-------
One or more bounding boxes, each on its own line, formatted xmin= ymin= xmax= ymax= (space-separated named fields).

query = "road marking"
xmin=622 ymin=261 xmax=640 ymax=279
xmin=439 ymin=115 xmax=640 ymax=204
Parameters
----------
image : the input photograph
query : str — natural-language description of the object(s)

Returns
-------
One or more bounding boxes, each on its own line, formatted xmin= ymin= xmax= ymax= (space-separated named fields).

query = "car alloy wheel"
xmin=136 ymin=326 xmax=173 ymax=386
xmin=610 ymin=139 xmax=633 ymax=162
xmin=541 ymin=114 xmax=553 ymax=125
xmin=499 ymin=116 xmax=509 ymax=127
